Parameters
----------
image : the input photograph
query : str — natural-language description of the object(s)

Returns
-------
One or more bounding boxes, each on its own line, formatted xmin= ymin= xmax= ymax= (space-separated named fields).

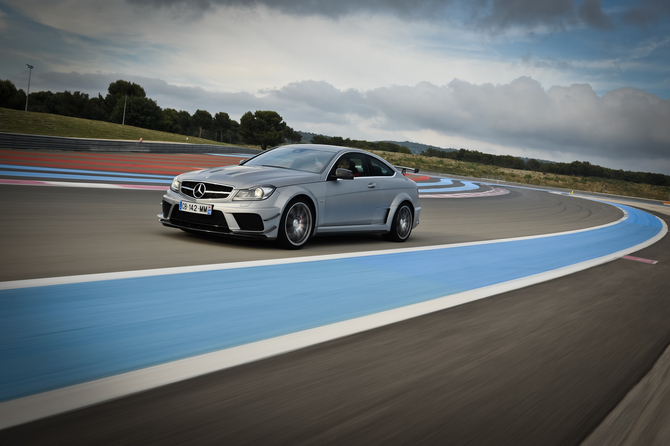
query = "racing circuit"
xmin=1 ymin=148 xmax=669 ymax=445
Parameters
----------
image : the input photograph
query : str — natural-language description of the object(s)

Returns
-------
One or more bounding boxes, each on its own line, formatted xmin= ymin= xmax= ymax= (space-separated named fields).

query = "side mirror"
xmin=335 ymin=168 xmax=354 ymax=180
xmin=239 ymin=159 xmax=247 ymax=165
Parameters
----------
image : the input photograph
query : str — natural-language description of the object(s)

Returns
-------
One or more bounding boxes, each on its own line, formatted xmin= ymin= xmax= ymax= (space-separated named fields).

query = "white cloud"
xmin=272 ymin=77 xmax=670 ymax=173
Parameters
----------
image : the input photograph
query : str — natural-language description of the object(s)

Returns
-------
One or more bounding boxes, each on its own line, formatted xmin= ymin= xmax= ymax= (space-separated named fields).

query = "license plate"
xmin=179 ymin=201 xmax=212 ymax=215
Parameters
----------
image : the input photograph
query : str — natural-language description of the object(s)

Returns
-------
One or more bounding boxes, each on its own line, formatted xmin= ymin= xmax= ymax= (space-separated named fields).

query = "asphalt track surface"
xmin=1 ymin=170 xmax=669 ymax=444
xmin=0 ymin=184 xmax=622 ymax=281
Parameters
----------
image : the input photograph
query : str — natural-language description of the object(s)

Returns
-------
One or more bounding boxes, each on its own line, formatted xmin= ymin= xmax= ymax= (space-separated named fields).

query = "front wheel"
xmin=277 ymin=199 xmax=313 ymax=249
xmin=383 ymin=203 xmax=413 ymax=242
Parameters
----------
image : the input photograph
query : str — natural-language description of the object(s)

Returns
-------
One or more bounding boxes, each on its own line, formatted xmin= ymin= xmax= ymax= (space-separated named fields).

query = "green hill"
xmin=0 ymin=107 xmax=238 ymax=146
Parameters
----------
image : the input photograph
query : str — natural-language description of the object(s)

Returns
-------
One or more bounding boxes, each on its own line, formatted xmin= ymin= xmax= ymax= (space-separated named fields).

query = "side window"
xmin=367 ymin=156 xmax=394 ymax=177
xmin=332 ymin=153 xmax=370 ymax=177
xmin=347 ymin=154 xmax=369 ymax=177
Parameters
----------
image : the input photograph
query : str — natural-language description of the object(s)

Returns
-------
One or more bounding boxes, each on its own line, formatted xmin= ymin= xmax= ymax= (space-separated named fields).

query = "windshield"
xmin=243 ymin=147 xmax=336 ymax=174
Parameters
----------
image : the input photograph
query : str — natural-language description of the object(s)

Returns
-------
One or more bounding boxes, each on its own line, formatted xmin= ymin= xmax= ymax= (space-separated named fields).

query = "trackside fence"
xmin=0 ymin=132 xmax=261 ymax=155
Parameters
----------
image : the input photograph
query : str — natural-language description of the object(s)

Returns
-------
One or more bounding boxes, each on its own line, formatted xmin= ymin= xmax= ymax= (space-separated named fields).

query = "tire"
xmin=384 ymin=202 xmax=413 ymax=242
xmin=277 ymin=199 xmax=314 ymax=249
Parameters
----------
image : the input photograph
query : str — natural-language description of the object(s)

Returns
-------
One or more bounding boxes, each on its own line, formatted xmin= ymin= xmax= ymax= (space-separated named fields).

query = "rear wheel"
xmin=277 ymin=199 xmax=313 ymax=249
xmin=384 ymin=202 xmax=413 ymax=242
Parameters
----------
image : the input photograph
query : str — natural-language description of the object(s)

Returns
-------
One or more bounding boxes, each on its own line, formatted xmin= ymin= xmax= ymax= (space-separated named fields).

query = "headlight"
xmin=233 ymin=186 xmax=276 ymax=201
xmin=170 ymin=177 xmax=181 ymax=192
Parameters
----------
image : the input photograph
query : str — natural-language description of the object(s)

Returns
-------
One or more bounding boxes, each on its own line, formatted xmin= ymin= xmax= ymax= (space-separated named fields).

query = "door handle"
xmin=368 ymin=183 xmax=376 ymax=188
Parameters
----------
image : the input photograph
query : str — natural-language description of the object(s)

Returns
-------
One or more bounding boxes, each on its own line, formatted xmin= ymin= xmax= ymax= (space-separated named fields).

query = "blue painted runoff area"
xmin=0 ymin=164 xmax=174 ymax=179
xmin=419 ymin=180 xmax=480 ymax=193
xmin=0 ymin=203 xmax=664 ymax=403
xmin=419 ymin=178 xmax=453 ymax=186
xmin=0 ymin=170 xmax=172 ymax=184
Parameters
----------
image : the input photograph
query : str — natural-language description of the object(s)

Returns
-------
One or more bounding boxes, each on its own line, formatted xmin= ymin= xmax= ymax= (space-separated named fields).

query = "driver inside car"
xmin=336 ymin=157 xmax=359 ymax=176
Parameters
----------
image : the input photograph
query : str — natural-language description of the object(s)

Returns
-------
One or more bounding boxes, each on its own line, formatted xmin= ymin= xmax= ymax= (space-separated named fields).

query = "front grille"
xmin=181 ymin=181 xmax=233 ymax=200
xmin=233 ymin=213 xmax=264 ymax=231
xmin=170 ymin=209 xmax=230 ymax=233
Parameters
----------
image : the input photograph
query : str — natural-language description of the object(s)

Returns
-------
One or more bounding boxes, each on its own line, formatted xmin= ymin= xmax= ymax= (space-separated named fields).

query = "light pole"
xmin=122 ymin=94 xmax=127 ymax=125
xmin=25 ymin=64 xmax=33 ymax=112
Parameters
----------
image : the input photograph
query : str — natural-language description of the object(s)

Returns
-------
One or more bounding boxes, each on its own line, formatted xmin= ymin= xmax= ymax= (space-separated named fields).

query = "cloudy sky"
xmin=1 ymin=0 xmax=669 ymax=174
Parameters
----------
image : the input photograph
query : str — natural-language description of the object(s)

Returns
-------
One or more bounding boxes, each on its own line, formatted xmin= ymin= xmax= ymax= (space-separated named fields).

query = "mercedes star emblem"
xmin=193 ymin=183 xmax=207 ymax=198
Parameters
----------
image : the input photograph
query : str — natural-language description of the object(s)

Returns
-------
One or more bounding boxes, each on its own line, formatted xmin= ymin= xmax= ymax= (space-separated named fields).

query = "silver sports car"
xmin=158 ymin=144 xmax=421 ymax=249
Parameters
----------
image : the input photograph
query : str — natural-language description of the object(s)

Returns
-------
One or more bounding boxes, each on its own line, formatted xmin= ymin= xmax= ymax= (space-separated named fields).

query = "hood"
xmin=180 ymin=165 xmax=321 ymax=189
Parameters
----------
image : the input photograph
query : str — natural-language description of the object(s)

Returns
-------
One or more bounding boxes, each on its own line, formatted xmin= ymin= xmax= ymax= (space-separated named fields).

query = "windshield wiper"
xmin=262 ymin=165 xmax=292 ymax=170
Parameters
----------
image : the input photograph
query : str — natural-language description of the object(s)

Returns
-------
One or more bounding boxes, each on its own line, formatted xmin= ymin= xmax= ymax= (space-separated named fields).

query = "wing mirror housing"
xmin=335 ymin=168 xmax=354 ymax=180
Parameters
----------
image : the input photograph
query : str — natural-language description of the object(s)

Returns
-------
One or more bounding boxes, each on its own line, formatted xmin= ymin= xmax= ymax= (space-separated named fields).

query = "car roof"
xmin=277 ymin=144 xmax=344 ymax=152
xmin=278 ymin=144 xmax=373 ymax=155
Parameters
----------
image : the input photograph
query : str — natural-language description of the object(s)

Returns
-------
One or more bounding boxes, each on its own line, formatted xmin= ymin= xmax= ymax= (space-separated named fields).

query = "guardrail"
xmin=0 ymin=132 xmax=261 ymax=155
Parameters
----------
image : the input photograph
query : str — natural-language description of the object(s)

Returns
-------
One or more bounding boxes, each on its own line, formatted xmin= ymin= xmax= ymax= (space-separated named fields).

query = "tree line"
xmin=421 ymin=147 xmax=670 ymax=187
xmin=0 ymin=79 xmax=300 ymax=149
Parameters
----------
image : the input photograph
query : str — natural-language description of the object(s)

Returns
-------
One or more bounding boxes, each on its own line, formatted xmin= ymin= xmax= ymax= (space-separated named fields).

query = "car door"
xmin=322 ymin=153 xmax=380 ymax=226
xmin=365 ymin=155 xmax=399 ymax=224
